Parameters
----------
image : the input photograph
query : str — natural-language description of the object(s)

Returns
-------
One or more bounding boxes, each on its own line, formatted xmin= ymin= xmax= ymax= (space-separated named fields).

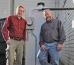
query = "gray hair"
xmin=43 ymin=9 xmax=51 ymax=13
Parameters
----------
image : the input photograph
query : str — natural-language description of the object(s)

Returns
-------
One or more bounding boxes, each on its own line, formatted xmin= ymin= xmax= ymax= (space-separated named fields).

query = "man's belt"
xmin=45 ymin=40 xmax=58 ymax=43
xmin=10 ymin=37 xmax=22 ymax=41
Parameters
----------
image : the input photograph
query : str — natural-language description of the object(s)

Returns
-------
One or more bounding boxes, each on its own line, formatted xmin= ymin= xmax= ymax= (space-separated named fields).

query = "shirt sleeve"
xmin=1 ymin=16 xmax=10 ymax=41
xmin=58 ymin=20 xmax=66 ymax=44
xmin=39 ymin=25 xmax=44 ymax=47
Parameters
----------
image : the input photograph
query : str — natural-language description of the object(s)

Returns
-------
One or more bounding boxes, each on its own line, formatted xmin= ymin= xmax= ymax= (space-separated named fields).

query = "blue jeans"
xmin=38 ymin=42 xmax=59 ymax=65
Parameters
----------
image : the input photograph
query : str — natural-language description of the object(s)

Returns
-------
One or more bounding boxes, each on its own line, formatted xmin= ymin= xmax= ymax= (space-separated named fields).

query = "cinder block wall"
xmin=59 ymin=0 xmax=74 ymax=65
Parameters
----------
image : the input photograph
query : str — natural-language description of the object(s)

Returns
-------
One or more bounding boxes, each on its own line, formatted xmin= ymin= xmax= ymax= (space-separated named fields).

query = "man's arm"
xmin=58 ymin=20 xmax=66 ymax=44
xmin=1 ymin=16 xmax=10 ymax=42
xmin=57 ymin=20 xmax=66 ymax=51
xmin=39 ymin=26 xmax=44 ymax=47
xmin=39 ymin=26 xmax=46 ymax=50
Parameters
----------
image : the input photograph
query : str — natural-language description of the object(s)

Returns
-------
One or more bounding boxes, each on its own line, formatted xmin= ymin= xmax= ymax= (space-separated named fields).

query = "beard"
xmin=46 ymin=19 xmax=51 ymax=23
xmin=46 ymin=17 xmax=52 ymax=23
xmin=46 ymin=20 xmax=50 ymax=23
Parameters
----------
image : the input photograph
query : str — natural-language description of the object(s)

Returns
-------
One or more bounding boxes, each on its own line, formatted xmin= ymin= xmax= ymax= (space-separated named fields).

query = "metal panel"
xmin=59 ymin=0 xmax=74 ymax=65
xmin=0 ymin=0 xmax=10 ymax=18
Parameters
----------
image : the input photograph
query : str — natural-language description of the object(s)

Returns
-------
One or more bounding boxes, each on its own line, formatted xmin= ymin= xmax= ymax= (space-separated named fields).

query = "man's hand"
xmin=6 ymin=37 xmax=10 ymax=44
xmin=57 ymin=44 xmax=62 ymax=51
xmin=41 ymin=45 xmax=46 ymax=51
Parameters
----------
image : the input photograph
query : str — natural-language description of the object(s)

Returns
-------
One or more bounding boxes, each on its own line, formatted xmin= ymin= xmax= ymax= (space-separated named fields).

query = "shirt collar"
xmin=14 ymin=14 xmax=22 ymax=19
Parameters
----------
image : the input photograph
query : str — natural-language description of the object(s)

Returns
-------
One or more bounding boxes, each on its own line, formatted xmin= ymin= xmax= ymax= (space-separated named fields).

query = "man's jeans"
xmin=38 ymin=42 xmax=59 ymax=65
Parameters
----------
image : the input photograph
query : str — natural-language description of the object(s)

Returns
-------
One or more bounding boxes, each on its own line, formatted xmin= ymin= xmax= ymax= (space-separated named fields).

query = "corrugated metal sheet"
xmin=0 ymin=0 xmax=10 ymax=18
xmin=59 ymin=0 xmax=74 ymax=65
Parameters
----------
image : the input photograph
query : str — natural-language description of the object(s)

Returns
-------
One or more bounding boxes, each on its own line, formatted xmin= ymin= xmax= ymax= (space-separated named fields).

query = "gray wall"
xmin=0 ymin=0 xmax=10 ymax=18
xmin=59 ymin=0 xmax=74 ymax=65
